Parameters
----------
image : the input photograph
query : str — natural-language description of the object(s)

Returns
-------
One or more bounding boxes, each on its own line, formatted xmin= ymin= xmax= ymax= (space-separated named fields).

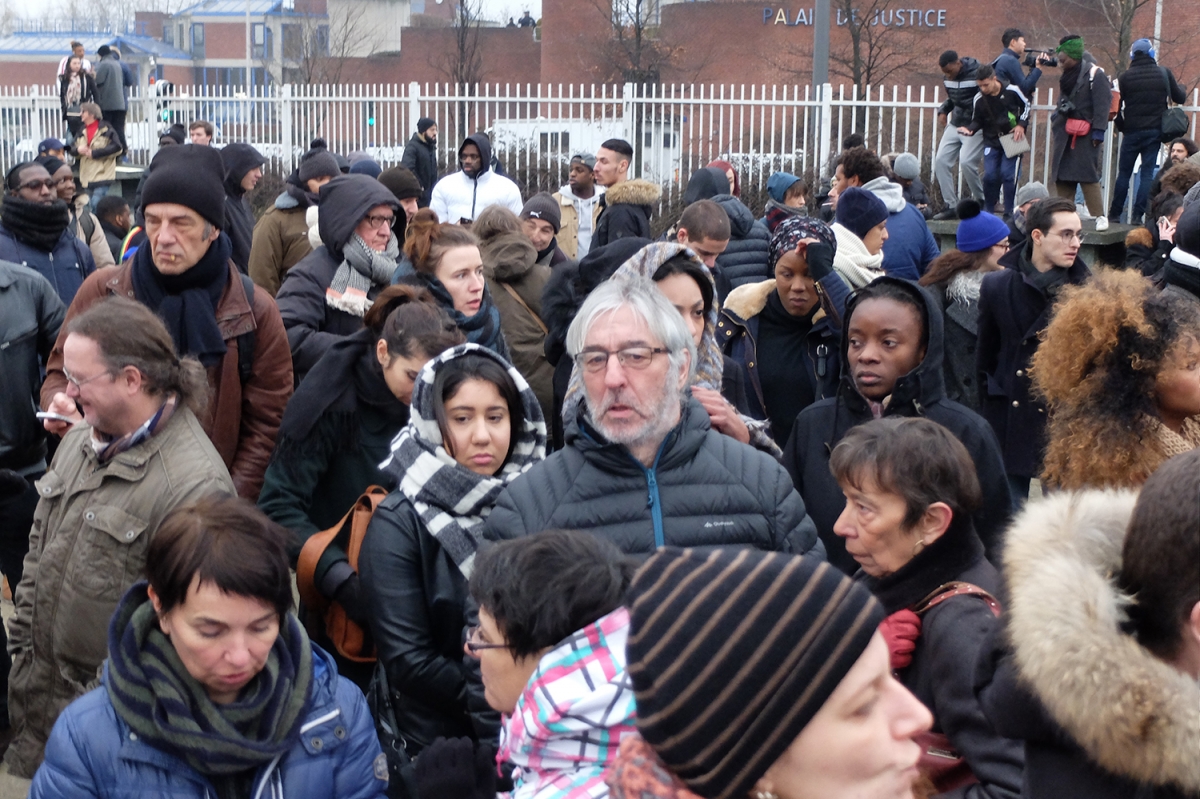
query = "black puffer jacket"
xmin=712 ymin=194 xmax=771 ymax=300
xmin=593 ymin=179 xmax=659 ymax=248
xmin=860 ymin=526 xmax=1023 ymax=799
xmin=783 ymin=277 xmax=1011 ymax=573
xmin=938 ymin=56 xmax=982 ymax=126
xmin=401 ymin=132 xmax=438 ymax=208
xmin=275 ymin=175 xmax=400 ymax=383
xmin=359 ymin=493 xmax=480 ymax=753
xmin=220 ymin=143 xmax=265 ymax=274
xmin=1116 ymin=53 xmax=1187 ymax=132
xmin=484 ymin=397 xmax=824 ymax=559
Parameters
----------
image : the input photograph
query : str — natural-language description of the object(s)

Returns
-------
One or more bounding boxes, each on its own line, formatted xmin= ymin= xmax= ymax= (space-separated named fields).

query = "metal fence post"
xmin=280 ymin=83 xmax=294 ymax=170
xmin=622 ymin=81 xmax=634 ymax=153
xmin=817 ymin=82 xmax=833 ymax=179
xmin=29 ymin=85 xmax=43 ymax=148
xmin=408 ymin=81 xmax=421 ymax=138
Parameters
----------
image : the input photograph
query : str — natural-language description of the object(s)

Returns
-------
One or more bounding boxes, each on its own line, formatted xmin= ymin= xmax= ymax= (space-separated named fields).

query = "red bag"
xmin=909 ymin=582 xmax=1003 ymax=793
xmin=1065 ymin=118 xmax=1091 ymax=148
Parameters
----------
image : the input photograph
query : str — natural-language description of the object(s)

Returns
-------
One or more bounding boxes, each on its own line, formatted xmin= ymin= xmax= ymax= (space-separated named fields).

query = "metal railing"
xmin=3 ymin=80 xmax=1197 ymax=209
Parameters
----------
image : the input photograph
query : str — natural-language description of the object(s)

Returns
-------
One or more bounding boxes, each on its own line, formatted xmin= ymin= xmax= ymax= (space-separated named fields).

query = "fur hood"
xmin=1003 ymin=490 xmax=1200 ymax=792
xmin=723 ymin=278 xmax=776 ymax=320
xmin=604 ymin=179 xmax=661 ymax=208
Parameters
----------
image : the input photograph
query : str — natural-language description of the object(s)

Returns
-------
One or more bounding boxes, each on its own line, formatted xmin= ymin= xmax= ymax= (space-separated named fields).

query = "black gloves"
xmin=414 ymin=737 xmax=496 ymax=799
xmin=805 ymin=242 xmax=835 ymax=283
xmin=332 ymin=573 xmax=369 ymax=627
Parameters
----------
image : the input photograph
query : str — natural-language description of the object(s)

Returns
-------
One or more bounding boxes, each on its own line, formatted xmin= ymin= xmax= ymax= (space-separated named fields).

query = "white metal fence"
xmin=3 ymin=81 xmax=1197 ymax=210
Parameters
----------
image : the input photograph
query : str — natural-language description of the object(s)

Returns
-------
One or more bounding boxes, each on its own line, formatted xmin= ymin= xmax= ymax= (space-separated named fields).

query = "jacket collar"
xmin=568 ymin=396 xmax=709 ymax=474
xmin=856 ymin=523 xmax=986 ymax=613
xmin=722 ymin=278 xmax=828 ymax=329
xmin=78 ymin=408 xmax=190 ymax=481
xmin=997 ymin=240 xmax=1090 ymax=293
xmin=106 ymin=257 xmax=256 ymax=340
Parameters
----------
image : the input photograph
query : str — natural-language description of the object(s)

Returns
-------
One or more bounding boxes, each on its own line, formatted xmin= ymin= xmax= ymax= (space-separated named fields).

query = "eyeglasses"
xmin=62 ymin=367 xmax=112 ymax=389
xmin=363 ymin=212 xmax=396 ymax=229
xmin=575 ymin=346 xmax=668 ymax=373
xmin=18 ymin=178 xmax=56 ymax=192
xmin=464 ymin=626 xmax=509 ymax=654
xmin=1052 ymin=229 xmax=1083 ymax=244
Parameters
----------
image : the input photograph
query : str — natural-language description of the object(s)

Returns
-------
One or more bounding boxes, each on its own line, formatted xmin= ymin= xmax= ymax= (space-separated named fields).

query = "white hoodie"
xmin=430 ymin=169 xmax=523 ymax=224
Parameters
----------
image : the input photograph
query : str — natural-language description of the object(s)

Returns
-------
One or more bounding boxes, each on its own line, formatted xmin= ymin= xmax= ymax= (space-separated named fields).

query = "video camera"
xmin=1023 ymin=48 xmax=1059 ymax=68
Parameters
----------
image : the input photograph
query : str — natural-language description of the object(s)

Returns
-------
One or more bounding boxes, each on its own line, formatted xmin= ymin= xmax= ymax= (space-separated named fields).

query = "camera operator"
xmin=994 ymin=29 xmax=1051 ymax=98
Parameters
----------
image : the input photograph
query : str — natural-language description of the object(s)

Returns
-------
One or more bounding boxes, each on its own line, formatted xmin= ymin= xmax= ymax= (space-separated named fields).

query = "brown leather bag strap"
xmin=296 ymin=514 xmax=347 ymax=613
xmin=500 ymin=282 xmax=549 ymax=335
xmin=345 ymin=486 xmax=390 ymax=570
xmin=912 ymin=581 xmax=1002 ymax=618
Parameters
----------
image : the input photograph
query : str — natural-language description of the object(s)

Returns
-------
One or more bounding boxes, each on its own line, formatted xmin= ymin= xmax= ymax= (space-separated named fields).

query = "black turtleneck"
xmin=757 ymin=288 xmax=817 ymax=445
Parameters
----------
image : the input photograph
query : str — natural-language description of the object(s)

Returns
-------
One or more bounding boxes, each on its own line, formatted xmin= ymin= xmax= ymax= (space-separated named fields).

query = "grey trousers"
xmin=934 ymin=124 xmax=985 ymax=206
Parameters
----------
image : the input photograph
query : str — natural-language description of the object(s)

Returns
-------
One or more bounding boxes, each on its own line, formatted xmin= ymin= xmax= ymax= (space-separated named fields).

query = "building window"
xmin=163 ymin=24 xmax=173 ymax=45
xmin=178 ymin=24 xmax=185 ymax=50
xmin=252 ymin=23 xmax=271 ymax=59
xmin=539 ymin=132 xmax=569 ymax=151
xmin=314 ymin=25 xmax=329 ymax=56
xmin=282 ymin=23 xmax=302 ymax=59
xmin=191 ymin=23 xmax=205 ymax=58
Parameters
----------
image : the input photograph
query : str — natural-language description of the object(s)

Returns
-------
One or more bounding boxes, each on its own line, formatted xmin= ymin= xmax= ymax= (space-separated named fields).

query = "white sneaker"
xmin=1095 ymin=216 xmax=1109 ymax=231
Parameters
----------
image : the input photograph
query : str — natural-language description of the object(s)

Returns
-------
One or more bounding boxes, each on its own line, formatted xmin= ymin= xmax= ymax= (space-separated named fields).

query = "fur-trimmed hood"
xmin=722 ymin=278 xmax=828 ymax=328
xmin=604 ymin=178 xmax=661 ymax=208
xmin=1003 ymin=490 xmax=1200 ymax=793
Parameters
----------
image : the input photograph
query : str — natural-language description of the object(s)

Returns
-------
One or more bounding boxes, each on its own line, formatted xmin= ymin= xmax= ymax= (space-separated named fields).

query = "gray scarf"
xmin=325 ymin=233 xmax=399 ymax=317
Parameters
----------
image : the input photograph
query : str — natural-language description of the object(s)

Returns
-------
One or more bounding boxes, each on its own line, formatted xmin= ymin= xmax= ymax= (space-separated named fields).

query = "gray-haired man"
xmin=484 ymin=276 xmax=823 ymax=559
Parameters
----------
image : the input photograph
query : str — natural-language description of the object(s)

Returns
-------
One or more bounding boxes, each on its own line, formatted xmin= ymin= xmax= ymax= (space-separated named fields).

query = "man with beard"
xmin=484 ymin=276 xmax=823 ymax=559
xmin=400 ymin=116 xmax=438 ymax=208
xmin=39 ymin=144 xmax=292 ymax=501
xmin=429 ymin=132 xmax=522 ymax=224
xmin=0 ymin=162 xmax=96 ymax=305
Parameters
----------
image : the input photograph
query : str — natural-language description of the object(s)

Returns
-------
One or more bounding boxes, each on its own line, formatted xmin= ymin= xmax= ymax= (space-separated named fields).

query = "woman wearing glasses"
xmin=275 ymin=174 xmax=404 ymax=383
xmin=359 ymin=343 xmax=545 ymax=756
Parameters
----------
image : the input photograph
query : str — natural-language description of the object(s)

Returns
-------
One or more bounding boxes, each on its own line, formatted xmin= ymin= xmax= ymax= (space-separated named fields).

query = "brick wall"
xmin=333 ymin=26 xmax=542 ymax=86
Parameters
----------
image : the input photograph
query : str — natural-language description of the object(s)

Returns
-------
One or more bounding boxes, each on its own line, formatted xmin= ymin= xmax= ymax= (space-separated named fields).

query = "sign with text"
xmin=763 ymin=7 xmax=948 ymax=27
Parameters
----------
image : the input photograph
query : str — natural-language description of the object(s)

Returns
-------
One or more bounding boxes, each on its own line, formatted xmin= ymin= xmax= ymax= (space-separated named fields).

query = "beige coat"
xmin=71 ymin=194 xmax=115 ymax=268
xmin=72 ymin=120 xmax=120 ymax=188
xmin=553 ymin=188 xmax=603 ymax=260
xmin=4 ymin=409 xmax=233 ymax=777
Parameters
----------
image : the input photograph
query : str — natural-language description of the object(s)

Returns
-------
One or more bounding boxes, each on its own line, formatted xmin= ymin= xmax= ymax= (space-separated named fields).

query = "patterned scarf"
xmin=606 ymin=735 xmax=705 ymax=799
xmin=379 ymin=344 xmax=546 ymax=577
xmin=105 ymin=582 xmax=313 ymax=777
xmin=65 ymin=73 xmax=82 ymax=110
xmin=1153 ymin=416 xmax=1200 ymax=460
xmin=417 ymin=273 xmax=511 ymax=361
xmin=326 ymin=233 xmax=400 ymax=317
xmin=91 ymin=394 xmax=177 ymax=463
xmin=831 ymin=221 xmax=886 ymax=289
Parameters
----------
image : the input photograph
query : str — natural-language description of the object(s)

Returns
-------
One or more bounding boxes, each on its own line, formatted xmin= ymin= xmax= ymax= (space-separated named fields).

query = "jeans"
xmin=934 ymin=125 xmax=985 ymax=206
xmin=1109 ymin=127 xmax=1161 ymax=223
xmin=87 ymin=181 xmax=114 ymax=201
xmin=983 ymin=143 xmax=1020 ymax=217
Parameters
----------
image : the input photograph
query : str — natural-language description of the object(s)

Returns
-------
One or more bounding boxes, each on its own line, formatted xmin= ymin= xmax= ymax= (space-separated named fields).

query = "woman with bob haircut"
xmin=29 ymin=494 xmax=387 ymax=798
xmin=829 ymin=417 xmax=1023 ymax=797
xmin=978 ymin=449 xmax=1200 ymax=798
xmin=360 ymin=343 xmax=546 ymax=755
xmin=1031 ymin=268 xmax=1200 ymax=490
xmin=607 ymin=545 xmax=934 ymax=799
xmin=414 ymin=529 xmax=639 ymax=799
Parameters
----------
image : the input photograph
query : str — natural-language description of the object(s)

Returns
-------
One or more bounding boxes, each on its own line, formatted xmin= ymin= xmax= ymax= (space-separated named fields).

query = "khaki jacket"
xmin=4 ymin=410 xmax=233 ymax=777
xmin=248 ymin=199 xmax=315 ymax=297
xmin=553 ymin=189 xmax=603 ymax=260
xmin=72 ymin=120 xmax=120 ymax=188
xmin=41 ymin=258 xmax=294 ymax=499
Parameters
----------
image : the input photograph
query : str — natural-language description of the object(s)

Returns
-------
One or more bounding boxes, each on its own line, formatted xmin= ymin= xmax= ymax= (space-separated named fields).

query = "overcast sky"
xmin=4 ymin=0 xmax=542 ymax=24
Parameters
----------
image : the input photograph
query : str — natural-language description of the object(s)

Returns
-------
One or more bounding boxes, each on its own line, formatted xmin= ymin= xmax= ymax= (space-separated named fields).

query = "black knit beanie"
xmin=520 ymin=192 xmax=561 ymax=233
xmin=836 ymin=186 xmax=889 ymax=241
xmin=417 ymin=117 xmax=436 ymax=134
xmin=627 ymin=547 xmax=884 ymax=799
xmin=141 ymin=144 xmax=226 ymax=229
xmin=378 ymin=165 xmax=424 ymax=201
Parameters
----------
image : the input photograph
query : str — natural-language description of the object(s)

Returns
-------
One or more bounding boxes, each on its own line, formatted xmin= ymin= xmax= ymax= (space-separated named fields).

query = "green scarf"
xmin=1056 ymin=36 xmax=1085 ymax=62
xmin=105 ymin=582 xmax=313 ymax=780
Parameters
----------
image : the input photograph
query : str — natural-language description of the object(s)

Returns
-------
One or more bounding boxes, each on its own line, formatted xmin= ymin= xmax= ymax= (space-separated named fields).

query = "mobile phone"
xmin=35 ymin=411 xmax=76 ymax=424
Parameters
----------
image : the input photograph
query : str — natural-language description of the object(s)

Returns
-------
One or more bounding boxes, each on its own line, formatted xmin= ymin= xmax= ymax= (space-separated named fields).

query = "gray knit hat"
xmin=299 ymin=149 xmax=341 ymax=183
xmin=892 ymin=152 xmax=920 ymax=181
xmin=520 ymin=192 xmax=561 ymax=234
xmin=1014 ymin=181 xmax=1050 ymax=208
xmin=626 ymin=547 xmax=883 ymax=799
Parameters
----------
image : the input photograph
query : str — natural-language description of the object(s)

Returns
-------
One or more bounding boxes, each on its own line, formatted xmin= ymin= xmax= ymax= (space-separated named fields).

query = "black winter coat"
xmin=401 ymin=132 xmax=439 ymax=208
xmin=484 ymin=397 xmax=824 ymax=559
xmin=926 ymin=280 xmax=984 ymax=411
xmin=592 ymin=179 xmax=659 ymax=249
xmin=938 ymin=56 xmax=982 ymax=126
xmin=359 ymin=494 xmax=480 ymax=752
xmin=221 ymin=143 xmax=265 ymax=274
xmin=712 ymin=194 xmax=771 ymax=300
xmin=976 ymin=245 xmax=1089 ymax=478
xmin=783 ymin=277 xmax=1011 ymax=573
xmin=860 ymin=529 xmax=1023 ymax=799
xmin=1116 ymin=54 xmax=1187 ymax=132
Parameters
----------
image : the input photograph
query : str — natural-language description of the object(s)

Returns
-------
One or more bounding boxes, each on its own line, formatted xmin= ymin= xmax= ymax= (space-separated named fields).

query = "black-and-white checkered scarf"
xmin=379 ymin=344 xmax=546 ymax=577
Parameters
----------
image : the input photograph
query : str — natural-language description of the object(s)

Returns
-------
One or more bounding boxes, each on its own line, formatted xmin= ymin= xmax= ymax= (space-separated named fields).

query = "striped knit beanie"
xmin=626 ymin=548 xmax=884 ymax=799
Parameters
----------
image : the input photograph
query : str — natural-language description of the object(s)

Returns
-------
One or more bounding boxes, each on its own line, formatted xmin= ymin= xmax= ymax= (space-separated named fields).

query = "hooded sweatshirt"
xmin=429 ymin=133 xmax=523 ymax=223
xmin=782 ymin=277 xmax=1012 ymax=573
xmin=681 ymin=167 xmax=730 ymax=206
xmin=220 ymin=143 xmax=266 ymax=274
xmin=861 ymin=176 xmax=940 ymax=281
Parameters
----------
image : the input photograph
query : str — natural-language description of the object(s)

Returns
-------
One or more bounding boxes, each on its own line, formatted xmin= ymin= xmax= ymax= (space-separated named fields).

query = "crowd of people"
xmin=0 ymin=24 xmax=1197 ymax=799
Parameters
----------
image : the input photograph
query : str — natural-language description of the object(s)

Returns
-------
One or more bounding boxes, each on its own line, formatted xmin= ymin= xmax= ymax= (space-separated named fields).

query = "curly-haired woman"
xmin=1031 ymin=268 xmax=1200 ymax=490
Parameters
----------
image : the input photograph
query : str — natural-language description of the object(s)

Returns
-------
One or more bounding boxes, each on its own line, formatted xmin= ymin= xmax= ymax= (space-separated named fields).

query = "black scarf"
xmin=417 ymin=273 xmax=510 ymax=360
xmin=1 ymin=196 xmax=71 ymax=252
xmin=1060 ymin=61 xmax=1082 ymax=98
xmin=1165 ymin=259 xmax=1200 ymax=301
xmin=856 ymin=522 xmax=987 ymax=614
xmin=1016 ymin=240 xmax=1070 ymax=298
xmin=284 ymin=181 xmax=319 ymax=208
xmin=131 ymin=232 xmax=232 ymax=367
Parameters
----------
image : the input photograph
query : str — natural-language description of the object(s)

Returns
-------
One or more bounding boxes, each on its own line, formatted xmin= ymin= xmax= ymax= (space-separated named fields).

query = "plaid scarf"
xmin=91 ymin=394 xmax=177 ymax=463
xmin=380 ymin=344 xmax=546 ymax=577
xmin=105 ymin=582 xmax=313 ymax=777
xmin=326 ymin=233 xmax=400 ymax=317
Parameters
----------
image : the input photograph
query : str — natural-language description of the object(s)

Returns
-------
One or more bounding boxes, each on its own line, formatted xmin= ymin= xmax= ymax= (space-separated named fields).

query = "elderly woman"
xmin=607 ymin=545 xmax=933 ymax=799
xmin=830 ymin=417 xmax=1023 ymax=797
xmin=30 ymin=495 xmax=387 ymax=798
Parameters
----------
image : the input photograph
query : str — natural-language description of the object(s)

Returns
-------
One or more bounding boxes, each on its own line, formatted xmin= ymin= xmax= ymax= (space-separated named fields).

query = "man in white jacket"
xmin=430 ymin=132 xmax=523 ymax=224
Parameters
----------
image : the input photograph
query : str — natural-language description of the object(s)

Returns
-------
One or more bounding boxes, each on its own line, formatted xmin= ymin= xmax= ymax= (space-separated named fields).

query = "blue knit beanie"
xmin=955 ymin=200 xmax=1010 ymax=252
xmin=836 ymin=187 xmax=889 ymax=240
xmin=767 ymin=171 xmax=802 ymax=203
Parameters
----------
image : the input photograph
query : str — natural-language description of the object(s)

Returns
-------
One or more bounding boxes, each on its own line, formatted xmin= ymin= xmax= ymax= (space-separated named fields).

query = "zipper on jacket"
xmin=633 ymin=438 xmax=670 ymax=548
xmin=816 ymin=344 xmax=829 ymax=379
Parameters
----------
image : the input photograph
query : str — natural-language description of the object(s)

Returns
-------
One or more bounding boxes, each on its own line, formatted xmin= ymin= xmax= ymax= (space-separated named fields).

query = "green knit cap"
xmin=1056 ymin=36 xmax=1085 ymax=61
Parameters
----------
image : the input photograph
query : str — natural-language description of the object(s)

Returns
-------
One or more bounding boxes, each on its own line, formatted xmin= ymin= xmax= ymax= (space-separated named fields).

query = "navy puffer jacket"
xmin=712 ymin=194 xmax=771 ymax=300
xmin=30 ymin=645 xmax=388 ymax=799
xmin=0 ymin=224 xmax=95 ymax=306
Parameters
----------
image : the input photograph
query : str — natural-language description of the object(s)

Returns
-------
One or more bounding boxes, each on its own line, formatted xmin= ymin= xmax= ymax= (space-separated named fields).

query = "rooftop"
xmin=0 ymin=30 xmax=190 ymax=59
